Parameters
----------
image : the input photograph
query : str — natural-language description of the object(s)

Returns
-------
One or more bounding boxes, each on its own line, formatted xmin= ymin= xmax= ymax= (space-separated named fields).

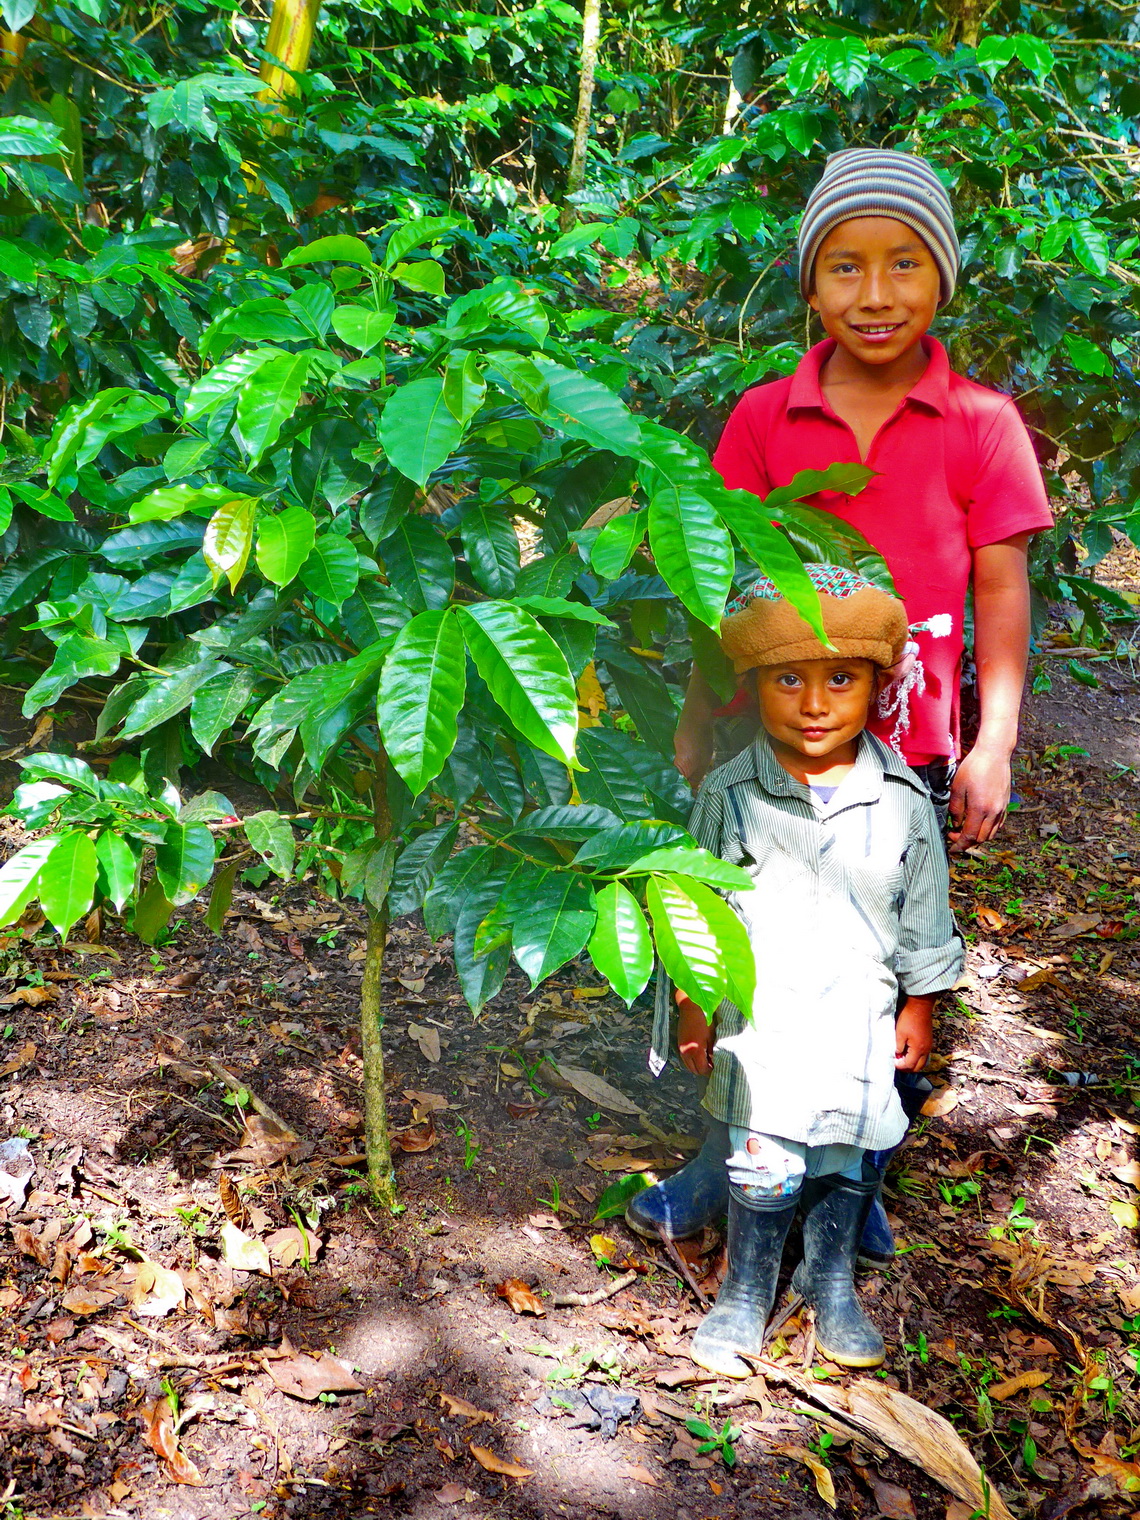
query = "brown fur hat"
xmin=720 ymin=564 xmax=908 ymax=674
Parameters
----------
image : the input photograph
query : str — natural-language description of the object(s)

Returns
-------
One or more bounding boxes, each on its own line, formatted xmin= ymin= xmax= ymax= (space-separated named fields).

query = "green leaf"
xmin=454 ymin=871 xmax=512 ymax=1013
xmin=299 ymin=535 xmax=360 ymax=608
xmin=713 ymin=487 xmax=827 ymax=643
xmin=190 ymin=668 xmax=260 ymax=755
xmin=592 ymin=1171 xmax=651 ymax=1223
xmin=389 ymin=821 xmax=459 ymax=917
xmin=0 ymin=836 xmax=59 ymax=928
xmin=574 ymin=821 xmax=690 ymax=872
xmin=342 ymin=583 xmax=412 ymax=650
xmin=154 ymin=822 xmax=215 ymax=906
xmin=422 ymin=845 xmax=496 ymax=939
xmin=1064 ymin=333 xmax=1112 ymax=377
xmin=121 ymin=659 xmax=220 ymax=740
xmin=37 ymin=830 xmax=97 ymax=940
xmin=576 ymin=729 xmax=690 ymax=825
xmin=378 ymin=609 xmax=466 ymax=794
xmin=1012 ymin=34 xmax=1055 ymax=81
xmin=255 ymin=505 xmax=317 ymax=587
xmin=602 ymin=650 xmax=677 ymax=759
xmin=292 ymin=417 xmax=372 ymax=509
xmin=510 ymin=805 xmax=622 ymax=841
xmin=245 ymin=810 xmax=296 ymax=878
xmin=380 ymin=515 xmax=454 ymax=612
xmin=648 ymin=489 xmax=733 ymax=630
xmin=975 ymin=35 xmax=1017 ymax=80
xmin=18 ymin=753 xmax=99 ymax=794
xmin=1069 ymin=219 xmax=1110 ymax=277
xmin=458 ymin=602 xmax=579 ymax=767
xmin=94 ymin=830 xmax=137 ymax=914
xmin=184 ymin=349 xmax=273 ymax=423
xmin=646 ymin=874 xmax=755 ymax=1019
xmin=532 ymin=356 xmax=642 ymax=455
xmin=588 ymin=880 xmax=652 ymax=1004
xmin=485 ymin=351 xmax=550 ymax=414
xmin=515 ymin=596 xmax=612 ymax=626
xmin=393 ymin=259 xmax=445 ymax=296
xmin=203 ymin=497 xmax=257 ymax=593
xmin=236 ymin=351 xmax=310 ymax=464
xmin=379 ymin=377 xmax=465 ymax=487
xmin=282 ymin=234 xmax=375 ymax=268
xmin=384 ymin=213 xmax=463 ymax=268
xmin=508 ymin=870 xmax=597 ymax=986
xmin=620 ymin=847 xmax=753 ymax=891
xmin=131 ymin=877 xmax=174 ymax=945
xmin=459 ymin=502 xmax=520 ymax=595
xmin=128 ymin=484 xmax=233 ymax=525
xmin=591 ymin=509 xmax=647 ymax=580
xmin=22 ymin=634 xmax=122 ymax=718
xmin=205 ymin=858 xmax=239 ymax=934
xmin=330 ymin=305 xmax=394 ymax=353
xmin=443 ymin=350 xmax=486 ymax=422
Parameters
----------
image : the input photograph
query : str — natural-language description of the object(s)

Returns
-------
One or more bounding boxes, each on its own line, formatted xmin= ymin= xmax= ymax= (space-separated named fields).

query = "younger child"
xmin=666 ymin=565 xmax=963 ymax=1375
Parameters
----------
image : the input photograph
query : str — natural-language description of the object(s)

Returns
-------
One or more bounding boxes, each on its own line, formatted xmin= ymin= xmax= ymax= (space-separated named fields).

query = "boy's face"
xmin=755 ymin=657 xmax=884 ymax=771
xmin=808 ymin=216 xmax=941 ymax=367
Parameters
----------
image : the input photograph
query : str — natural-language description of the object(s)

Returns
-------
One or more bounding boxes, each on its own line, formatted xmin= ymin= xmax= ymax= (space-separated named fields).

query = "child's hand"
xmin=895 ymin=995 xmax=934 ymax=1072
xmin=676 ymin=991 xmax=715 ymax=1076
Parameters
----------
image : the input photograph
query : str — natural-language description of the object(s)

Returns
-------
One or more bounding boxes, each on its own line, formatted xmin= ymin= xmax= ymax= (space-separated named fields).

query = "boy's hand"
xmin=676 ymin=991 xmax=715 ymax=1076
xmin=948 ymin=744 xmax=1010 ymax=853
xmin=895 ymin=995 xmax=934 ymax=1072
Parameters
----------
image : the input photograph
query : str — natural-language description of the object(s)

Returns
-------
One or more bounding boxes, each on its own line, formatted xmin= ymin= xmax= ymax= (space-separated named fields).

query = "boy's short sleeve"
xmin=712 ymin=393 xmax=774 ymax=498
xmin=966 ymin=398 xmax=1053 ymax=549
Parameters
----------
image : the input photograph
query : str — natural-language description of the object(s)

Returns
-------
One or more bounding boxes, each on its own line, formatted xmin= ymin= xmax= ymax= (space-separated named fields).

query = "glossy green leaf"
xmin=22 ymin=634 xmax=122 ymax=718
xmin=1065 ymin=333 xmax=1112 ymax=377
xmin=1069 ymin=219 xmax=1109 ymax=276
xmin=190 ymin=668 xmax=261 ymax=755
xmin=392 ymin=258 xmax=445 ymax=295
xmin=342 ymin=583 xmax=412 ymax=650
xmin=389 ymin=821 xmax=459 ymax=918
xmin=458 ymin=602 xmax=579 ymax=767
xmin=37 ymin=829 xmax=98 ymax=940
xmin=588 ymin=880 xmax=653 ymax=1004
xmin=648 ymin=488 xmax=733 ymax=630
xmin=574 ymin=821 xmax=689 ymax=872
xmin=378 ymin=609 xmax=466 ymax=794
xmin=383 ymin=213 xmax=463 ymax=268
xmin=94 ymin=830 xmax=138 ymax=914
xmin=712 ymin=487 xmax=826 ymax=643
xmin=422 ymin=844 xmax=497 ymax=939
xmin=203 ymin=497 xmax=257 ymax=592
xmin=576 ymin=728 xmax=691 ymax=825
xmin=532 ymin=356 xmax=642 ymax=454
xmin=292 ymin=418 xmax=372 ymax=509
xmin=592 ymin=1171 xmax=651 ymax=1222
xmin=155 ymin=822 xmax=216 ymax=906
xmin=0 ymin=836 xmax=60 ymax=928
xmin=454 ymin=870 xmax=512 ymax=1013
xmin=602 ymin=651 xmax=678 ymax=759
xmin=282 ymin=234 xmax=375 ymax=267
xmin=299 ymin=534 xmax=360 ymax=607
xmin=591 ymin=508 xmax=647 ymax=580
xmin=620 ymin=847 xmax=752 ymax=891
xmin=18 ymin=753 xmax=99 ymax=794
xmin=484 ymin=351 xmax=549 ymax=414
xmin=380 ymin=515 xmax=454 ymax=612
xmin=255 ymin=505 xmax=317 ymax=587
xmin=507 ymin=870 xmax=597 ymax=986
xmin=205 ymin=858 xmax=239 ymax=934
xmin=131 ymin=878 xmax=175 ymax=945
xmin=459 ymin=502 xmax=520 ymax=595
xmin=245 ymin=810 xmax=296 ymax=878
xmin=235 ymin=350 xmax=310 ymax=464
xmin=184 ymin=349 xmax=272 ymax=423
xmin=121 ymin=658 xmax=220 ymax=740
xmin=330 ymin=304 xmax=394 ymax=352
xmin=509 ymin=803 xmax=621 ymax=840
xmin=646 ymin=874 xmax=755 ymax=1019
xmin=380 ymin=377 xmax=465 ymax=487
xmin=443 ymin=350 xmax=486 ymax=422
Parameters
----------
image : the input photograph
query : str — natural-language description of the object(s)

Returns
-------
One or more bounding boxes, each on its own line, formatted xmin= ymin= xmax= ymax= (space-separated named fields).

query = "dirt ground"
xmin=1 ymin=592 xmax=1139 ymax=1520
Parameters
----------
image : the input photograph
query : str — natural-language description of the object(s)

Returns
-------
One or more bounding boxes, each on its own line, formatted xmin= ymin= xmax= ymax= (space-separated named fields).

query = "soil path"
xmin=1 ymin=663 xmax=1138 ymax=1520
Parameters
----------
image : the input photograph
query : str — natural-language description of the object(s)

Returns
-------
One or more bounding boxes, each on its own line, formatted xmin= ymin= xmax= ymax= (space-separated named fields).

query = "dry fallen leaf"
xmin=225 ymin=1112 xmax=300 ymax=1165
xmin=851 ymin=1462 xmax=915 ymax=1519
xmin=220 ymin=1221 xmax=272 ymax=1275
xmin=468 ymin=1443 xmax=532 ymax=1479
xmin=12 ymin=1224 xmax=53 ymax=1268
xmin=1014 ymin=967 xmax=1054 ymax=992
xmin=496 ymin=1278 xmax=545 ymax=1316
xmin=623 ymin=1464 xmax=659 ymax=1487
xmin=988 ymin=1369 xmax=1050 ymax=1402
xmin=1108 ymin=1199 xmax=1139 ymax=1230
xmin=265 ymin=1226 xmax=322 ymax=1268
xmin=549 ymin=1062 xmax=643 ymax=1116
xmin=0 ymin=1039 xmax=37 ymax=1075
xmin=921 ymin=1087 xmax=961 ymax=1119
xmin=780 ymin=1445 xmax=836 ymax=1509
xmin=0 ymin=986 xmax=54 ymax=1008
xmin=60 ymin=1283 xmax=120 ymax=1316
xmin=436 ymin=1483 xmax=468 ymax=1504
xmin=1110 ymin=1160 xmax=1140 ymax=1187
xmin=141 ymin=1396 xmax=203 ymax=1485
xmin=975 ymin=905 xmax=1006 ymax=931
xmin=407 ymin=1022 xmax=442 ymax=1062
xmin=439 ymin=1392 xmax=494 ymax=1424
xmin=391 ymin=1117 xmax=437 ymax=1153
xmin=404 ymin=1089 xmax=449 ymax=1119
xmin=1050 ymin=912 xmax=1102 ymax=940
xmin=218 ymin=1172 xmax=249 ymax=1230
xmin=264 ymin=1348 xmax=363 ymax=1400
xmin=130 ymin=1256 xmax=186 ymax=1318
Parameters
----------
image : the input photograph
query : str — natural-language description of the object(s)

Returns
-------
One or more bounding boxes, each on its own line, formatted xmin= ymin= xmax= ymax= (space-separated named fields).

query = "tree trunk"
xmin=361 ymin=905 xmax=396 ymax=1207
xmin=945 ymin=0 xmax=997 ymax=47
xmin=259 ymin=0 xmax=322 ymax=104
xmin=562 ymin=0 xmax=602 ymax=226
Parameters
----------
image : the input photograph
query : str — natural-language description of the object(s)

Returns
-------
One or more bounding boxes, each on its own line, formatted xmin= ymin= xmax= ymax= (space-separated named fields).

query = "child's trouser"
xmin=727 ymin=1127 xmax=864 ymax=1200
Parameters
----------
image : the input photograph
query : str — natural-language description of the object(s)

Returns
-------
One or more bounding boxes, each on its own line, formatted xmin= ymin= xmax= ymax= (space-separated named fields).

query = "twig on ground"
xmin=552 ymin=1269 xmax=638 ymax=1307
xmin=658 ymin=1234 xmax=709 ymax=1308
xmin=199 ymin=1055 xmax=296 ymax=1135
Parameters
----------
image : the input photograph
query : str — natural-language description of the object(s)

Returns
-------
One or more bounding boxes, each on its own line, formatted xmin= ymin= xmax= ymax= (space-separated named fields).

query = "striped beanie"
xmin=798 ymin=148 xmax=960 ymax=307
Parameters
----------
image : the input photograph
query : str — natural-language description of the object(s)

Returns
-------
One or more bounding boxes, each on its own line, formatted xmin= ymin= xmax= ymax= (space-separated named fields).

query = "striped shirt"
xmin=649 ymin=731 xmax=963 ymax=1151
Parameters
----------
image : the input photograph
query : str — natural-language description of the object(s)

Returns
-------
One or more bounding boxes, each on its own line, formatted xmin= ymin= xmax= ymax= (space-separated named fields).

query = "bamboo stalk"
xmin=258 ymin=0 xmax=322 ymax=104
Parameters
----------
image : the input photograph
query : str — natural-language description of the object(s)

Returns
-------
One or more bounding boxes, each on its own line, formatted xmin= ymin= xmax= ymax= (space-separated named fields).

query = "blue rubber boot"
xmin=625 ymin=1119 xmax=730 ymax=1240
xmin=859 ymin=1073 xmax=933 ymax=1264
xmin=689 ymin=1185 xmax=800 ymax=1378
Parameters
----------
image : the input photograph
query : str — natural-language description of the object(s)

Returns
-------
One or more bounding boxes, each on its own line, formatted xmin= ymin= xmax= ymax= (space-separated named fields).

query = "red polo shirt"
xmin=713 ymin=338 xmax=1052 ymax=763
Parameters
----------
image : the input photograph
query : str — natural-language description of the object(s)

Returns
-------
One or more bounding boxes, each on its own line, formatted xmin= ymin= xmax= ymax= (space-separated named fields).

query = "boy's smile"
xmin=755 ymin=657 xmax=885 ymax=784
xmin=809 ymin=216 xmax=941 ymax=377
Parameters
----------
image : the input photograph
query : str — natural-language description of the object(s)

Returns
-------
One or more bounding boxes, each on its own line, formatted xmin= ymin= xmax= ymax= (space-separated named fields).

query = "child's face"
xmin=755 ymin=657 xmax=883 ymax=771
xmin=808 ymin=216 xmax=941 ymax=367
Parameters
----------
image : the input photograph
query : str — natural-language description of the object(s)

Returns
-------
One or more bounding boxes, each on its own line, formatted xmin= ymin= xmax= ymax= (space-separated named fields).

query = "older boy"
xmin=630 ymin=147 xmax=1051 ymax=1250
xmin=673 ymin=567 xmax=963 ymax=1375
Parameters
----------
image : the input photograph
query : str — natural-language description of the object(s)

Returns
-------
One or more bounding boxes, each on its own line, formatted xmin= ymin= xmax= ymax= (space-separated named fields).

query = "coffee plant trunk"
xmin=361 ymin=905 xmax=396 ymax=1208
xmin=564 ymin=0 xmax=602 ymax=222
xmin=259 ymin=0 xmax=322 ymax=104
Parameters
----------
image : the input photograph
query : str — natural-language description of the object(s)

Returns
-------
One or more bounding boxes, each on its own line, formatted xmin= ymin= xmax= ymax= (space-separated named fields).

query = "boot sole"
xmin=623 ymin=1210 xmax=704 ymax=1242
xmin=688 ymin=1343 xmax=756 ymax=1379
xmin=815 ymin=1339 xmax=885 ymax=1370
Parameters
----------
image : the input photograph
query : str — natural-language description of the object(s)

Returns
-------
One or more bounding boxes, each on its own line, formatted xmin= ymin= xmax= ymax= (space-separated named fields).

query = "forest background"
xmin=0 ymin=0 xmax=1138 ymax=1196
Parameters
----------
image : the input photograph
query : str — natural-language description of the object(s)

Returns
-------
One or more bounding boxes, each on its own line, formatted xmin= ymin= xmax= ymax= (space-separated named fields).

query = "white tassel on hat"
xmin=877 ymin=615 xmax=952 ymax=753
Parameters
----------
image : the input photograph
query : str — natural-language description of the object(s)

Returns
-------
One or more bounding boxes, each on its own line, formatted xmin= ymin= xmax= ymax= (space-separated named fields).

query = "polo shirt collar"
xmin=787 ymin=337 xmax=950 ymax=418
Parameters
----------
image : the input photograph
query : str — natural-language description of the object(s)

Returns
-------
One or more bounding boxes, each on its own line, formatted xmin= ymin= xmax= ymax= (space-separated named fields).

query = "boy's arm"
xmin=896 ymin=804 xmax=964 ymax=1000
xmin=950 ymin=531 xmax=1032 ymax=854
